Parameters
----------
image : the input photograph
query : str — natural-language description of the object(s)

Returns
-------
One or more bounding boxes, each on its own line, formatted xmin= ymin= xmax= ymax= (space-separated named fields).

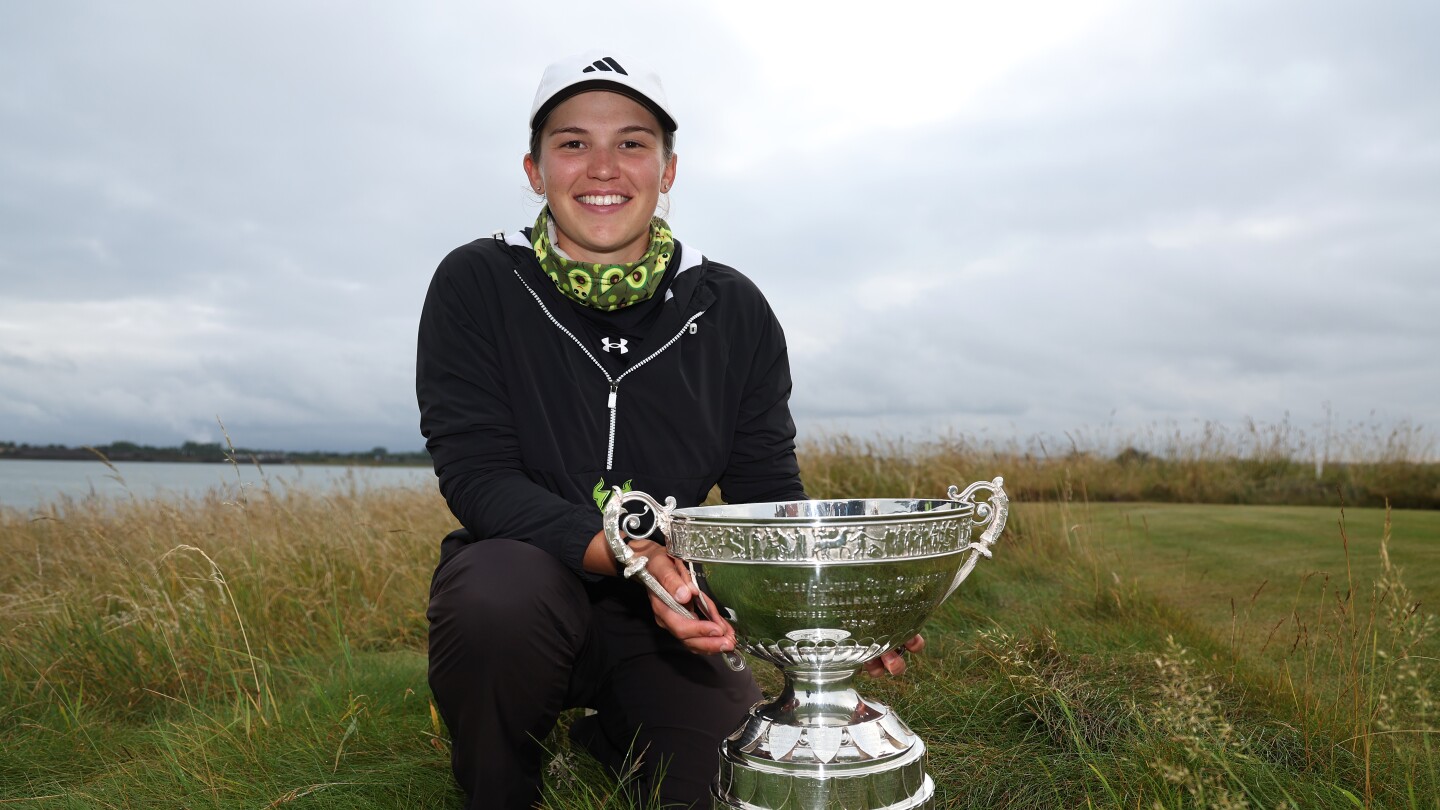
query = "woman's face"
xmin=524 ymin=91 xmax=677 ymax=264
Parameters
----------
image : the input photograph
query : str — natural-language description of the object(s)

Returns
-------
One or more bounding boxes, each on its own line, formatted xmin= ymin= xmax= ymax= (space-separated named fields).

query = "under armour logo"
xmin=582 ymin=57 xmax=628 ymax=75
xmin=601 ymin=337 xmax=629 ymax=354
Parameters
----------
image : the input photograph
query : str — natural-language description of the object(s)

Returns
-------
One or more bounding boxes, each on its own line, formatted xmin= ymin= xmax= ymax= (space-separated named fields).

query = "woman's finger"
xmin=862 ymin=647 xmax=912 ymax=677
xmin=883 ymin=650 xmax=907 ymax=675
xmin=645 ymin=589 xmax=734 ymax=654
xmin=630 ymin=540 xmax=691 ymax=604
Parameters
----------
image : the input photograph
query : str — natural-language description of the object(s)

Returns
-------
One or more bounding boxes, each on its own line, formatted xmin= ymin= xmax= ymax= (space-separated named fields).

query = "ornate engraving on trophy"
xmin=768 ymin=571 xmax=949 ymax=619
xmin=686 ymin=518 xmax=969 ymax=562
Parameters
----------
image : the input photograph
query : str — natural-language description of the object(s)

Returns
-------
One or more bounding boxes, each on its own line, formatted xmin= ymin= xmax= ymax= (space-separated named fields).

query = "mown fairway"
xmin=1074 ymin=503 xmax=1440 ymax=661
xmin=1 ymin=484 xmax=1435 ymax=808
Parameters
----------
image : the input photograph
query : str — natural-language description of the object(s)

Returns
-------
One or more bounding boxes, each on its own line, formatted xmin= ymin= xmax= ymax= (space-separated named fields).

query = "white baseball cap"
xmin=529 ymin=50 xmax=677 ymax=132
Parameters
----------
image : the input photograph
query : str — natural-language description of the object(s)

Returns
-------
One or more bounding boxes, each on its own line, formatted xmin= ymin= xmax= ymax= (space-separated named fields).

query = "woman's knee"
xmin=428 ymin=539 xmax=588 ymax=648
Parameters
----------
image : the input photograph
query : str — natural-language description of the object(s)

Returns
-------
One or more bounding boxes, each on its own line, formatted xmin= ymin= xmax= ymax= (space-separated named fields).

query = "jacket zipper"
xmin=512 ymin=268 xmax=705 ymax=470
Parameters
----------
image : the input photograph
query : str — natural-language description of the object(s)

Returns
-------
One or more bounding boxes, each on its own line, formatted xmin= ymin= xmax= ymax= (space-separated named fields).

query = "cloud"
xmin=704 ymin=0 xmax=1440 ymax=441
xmin=0 ymin=1 xmax=1436 ymax=452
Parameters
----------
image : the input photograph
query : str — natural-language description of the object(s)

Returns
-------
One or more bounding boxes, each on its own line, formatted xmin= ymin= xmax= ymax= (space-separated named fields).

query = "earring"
xmin=535 ymin=186 xmax=544 ymax=194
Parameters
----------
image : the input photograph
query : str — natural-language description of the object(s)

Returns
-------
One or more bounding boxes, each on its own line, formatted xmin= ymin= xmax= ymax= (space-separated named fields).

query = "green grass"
xmin=1072 ymin=503 xmax=1440 ymax=659
xmin=2 ymin=650 xmax=453 ymax=809
xmin=1 ymin=443 xmax=1437 ymax=808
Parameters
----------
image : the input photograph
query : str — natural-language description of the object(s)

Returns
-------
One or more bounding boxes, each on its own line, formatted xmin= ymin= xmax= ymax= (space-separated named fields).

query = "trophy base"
xmin=713 ymin=694 xmax=935 ymax=809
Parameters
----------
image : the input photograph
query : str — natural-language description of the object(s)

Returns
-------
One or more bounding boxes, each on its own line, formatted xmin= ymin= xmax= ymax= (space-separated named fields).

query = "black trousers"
xmin=427 ymin=532 xmax=761 ymax=809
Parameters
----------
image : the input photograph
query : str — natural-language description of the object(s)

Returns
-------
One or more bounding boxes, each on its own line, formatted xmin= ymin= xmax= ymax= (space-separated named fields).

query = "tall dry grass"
xmin=0 ymin=477 xmax=452 ymax=722
xmin=1 ymin=428 xmax=1436 ymax=807
xmin=798 ymin=417 xmax=1440 ymax=508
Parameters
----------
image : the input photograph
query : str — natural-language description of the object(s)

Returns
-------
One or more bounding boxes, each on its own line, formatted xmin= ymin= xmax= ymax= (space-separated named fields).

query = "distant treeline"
xmin=798 ymin=434 xmax=1440 ymax=510
xmin=5 ymin=417 xmax=1437 ymax=508
xmin=0 ymin=440 xmax=430 ymax=467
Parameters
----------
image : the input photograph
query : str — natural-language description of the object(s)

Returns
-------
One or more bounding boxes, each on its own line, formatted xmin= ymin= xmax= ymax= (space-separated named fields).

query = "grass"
xmin=0 ymin=481 xmax=455 ymax=809
xmin=799 ymin=417 xmax=1440 ymax=509
xmin=0 ymin=434 xmax=1436 ymax=808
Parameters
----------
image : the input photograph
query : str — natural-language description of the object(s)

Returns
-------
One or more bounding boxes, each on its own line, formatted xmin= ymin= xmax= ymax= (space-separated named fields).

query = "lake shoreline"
xmin=0 ymin=443 xmax=430 ymax=466
xmin=0 ymin=458 xmax=437 ymax=511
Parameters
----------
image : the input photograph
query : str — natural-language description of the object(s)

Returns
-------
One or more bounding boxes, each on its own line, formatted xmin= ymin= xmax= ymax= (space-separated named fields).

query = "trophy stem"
xmin=778 ymin=667 xmax=873 ymax=727
xmin=715 ymin=663 xmax=935 ymax=809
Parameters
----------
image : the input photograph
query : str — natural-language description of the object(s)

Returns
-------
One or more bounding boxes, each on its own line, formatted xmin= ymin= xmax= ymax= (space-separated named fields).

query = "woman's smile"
xmin=576 ymin=193 xmax=631 ymax=207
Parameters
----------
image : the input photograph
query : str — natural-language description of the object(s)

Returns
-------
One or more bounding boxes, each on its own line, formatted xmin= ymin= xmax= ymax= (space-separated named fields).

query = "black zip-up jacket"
xmin=417 ymin=231 xmax=806 ymax=582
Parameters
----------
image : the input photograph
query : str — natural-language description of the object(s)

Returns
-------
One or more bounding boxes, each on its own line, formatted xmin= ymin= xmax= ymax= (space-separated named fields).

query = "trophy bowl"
xmin=603 ymin=478 xmax=1008 ymax=810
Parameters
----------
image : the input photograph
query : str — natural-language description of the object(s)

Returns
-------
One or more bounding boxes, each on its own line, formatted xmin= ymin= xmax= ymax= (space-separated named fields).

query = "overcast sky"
xmin=1 ymin=1 xmax=1436 ymax=455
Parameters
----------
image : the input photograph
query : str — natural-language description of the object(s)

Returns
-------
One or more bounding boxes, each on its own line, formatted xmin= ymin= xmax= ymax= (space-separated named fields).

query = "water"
xmin=0 ymin=458 xmax=437 ymax=512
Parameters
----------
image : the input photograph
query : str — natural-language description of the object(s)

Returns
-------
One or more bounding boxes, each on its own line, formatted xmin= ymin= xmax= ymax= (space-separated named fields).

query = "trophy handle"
xmin=602 ymin=488 xmax=745 ymax=671
xmin=941 ymin=477 xmax=1009 ymax=601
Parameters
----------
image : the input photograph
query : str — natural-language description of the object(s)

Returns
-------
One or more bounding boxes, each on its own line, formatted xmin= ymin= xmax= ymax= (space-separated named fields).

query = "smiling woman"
xmin=523 ymin=91 xmax=676 ymax=268
xmin=414 ymin=51 xmax=818 ymax=809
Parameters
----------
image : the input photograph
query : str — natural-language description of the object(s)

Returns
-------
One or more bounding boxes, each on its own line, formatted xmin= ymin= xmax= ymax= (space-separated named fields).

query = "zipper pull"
xmin=607 ymin=383 xmax=618 ymax=410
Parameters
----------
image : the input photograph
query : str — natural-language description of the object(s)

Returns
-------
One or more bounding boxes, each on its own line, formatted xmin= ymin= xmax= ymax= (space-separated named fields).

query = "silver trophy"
xmin=603 ymin=478 xmax=1009 ymax=809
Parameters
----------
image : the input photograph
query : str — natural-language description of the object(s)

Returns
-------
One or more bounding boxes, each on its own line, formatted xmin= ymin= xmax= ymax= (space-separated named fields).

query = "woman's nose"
xmin=588 ymin=149 xmax=618 ymax=180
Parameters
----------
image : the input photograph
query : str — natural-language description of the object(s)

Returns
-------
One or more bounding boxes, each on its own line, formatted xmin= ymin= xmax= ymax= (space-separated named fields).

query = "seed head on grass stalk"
xmin=159 ymin=544 xmax=272 ymax=727
xmin=974 ymin=627 xmax=1135 ymax=752
xmin=539 ymin=724 xmax=666 ymax=810
xmin=1369 ymin=505 xmax=1436 ymax=735
xmin=263 ymin=782 xmax=365 ymax=808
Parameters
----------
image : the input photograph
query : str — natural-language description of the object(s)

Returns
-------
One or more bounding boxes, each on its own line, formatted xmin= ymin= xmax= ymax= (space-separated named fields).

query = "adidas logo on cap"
xmin=582 ymin=57 xmax=629 ymax=76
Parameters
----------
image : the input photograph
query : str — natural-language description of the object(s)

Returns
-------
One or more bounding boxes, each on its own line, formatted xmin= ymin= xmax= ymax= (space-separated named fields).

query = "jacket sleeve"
xmin=717 ymin=290 xmax=808 ymax=505
xmin=416 ymin=246 xmax=604 ymax=580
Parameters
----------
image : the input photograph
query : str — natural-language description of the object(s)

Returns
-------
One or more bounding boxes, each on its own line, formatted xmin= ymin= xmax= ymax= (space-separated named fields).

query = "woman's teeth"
xmin=577 ymin=194 xmax=629 ymax=206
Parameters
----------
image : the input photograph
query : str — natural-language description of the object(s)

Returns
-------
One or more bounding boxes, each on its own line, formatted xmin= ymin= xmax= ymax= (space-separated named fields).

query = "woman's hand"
xmin=863 ymin=634 xmax=926 ymax=677
xmin=583 ymin=531 xmax=737 ymax=656
xmin=630 ymin=539 xmax=739 ymax=655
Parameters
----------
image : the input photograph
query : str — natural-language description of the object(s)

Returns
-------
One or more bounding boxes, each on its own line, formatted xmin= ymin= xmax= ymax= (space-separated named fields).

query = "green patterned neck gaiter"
xmin=531 ymin=208 xmax=674 ymax=311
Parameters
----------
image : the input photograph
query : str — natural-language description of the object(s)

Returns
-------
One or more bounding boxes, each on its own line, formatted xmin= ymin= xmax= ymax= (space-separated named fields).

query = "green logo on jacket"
xmin=592 ymin=477 xmax=634 ymax=511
